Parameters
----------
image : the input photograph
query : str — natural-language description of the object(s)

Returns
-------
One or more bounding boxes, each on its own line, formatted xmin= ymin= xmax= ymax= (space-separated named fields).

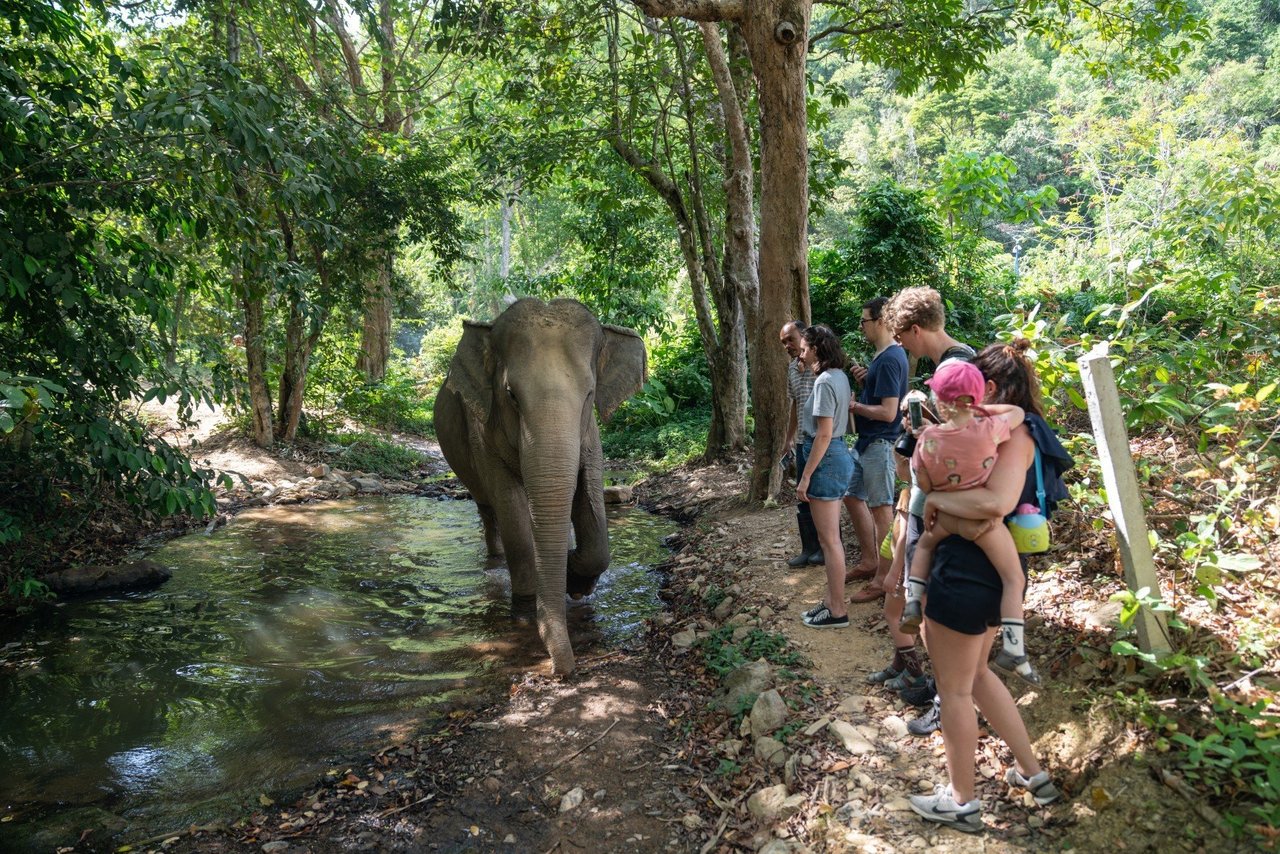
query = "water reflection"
xmin=0 ymin=495 xmax=673 ymax=851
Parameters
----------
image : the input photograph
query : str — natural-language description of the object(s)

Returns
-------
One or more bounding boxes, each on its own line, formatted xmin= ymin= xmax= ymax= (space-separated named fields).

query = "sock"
xmin=905 ymin=577 xmax=927 ymax=603
xmin=1001 ymin=618 xmax=1027 ymax=658
xmin=898 ymin=645 xmax=924 ymax=677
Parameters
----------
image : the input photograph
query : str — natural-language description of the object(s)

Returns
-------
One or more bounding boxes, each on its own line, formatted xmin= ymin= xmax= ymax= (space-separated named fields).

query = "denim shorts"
xmin=802 ymin=438 xmax=854 ymax=501
xmin=846 ymin=439 xmax=897 ymax=508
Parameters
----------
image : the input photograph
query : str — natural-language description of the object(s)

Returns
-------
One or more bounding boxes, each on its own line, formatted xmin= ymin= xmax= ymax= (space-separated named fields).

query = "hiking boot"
xmin=899 ymin=676 xmax=937 ymax=708
xmin=1005 ymin=768 xmax=1061 ymax=805
xmin=801 ymin=604 xmax=849 ymax=629
xmin=909 ymin=785 xmax=983 ymax=833
xmin=786 ymin=551 xmax=814 ymax=568
xmin=883 ymin=669 xmax=927 ymax=692
xmin=787 ymin=511 xmax=822 ymax=568
xmin=992 ymin=649 xmax=1042 ymax=685
xmin=898 ymin=599 xmax=924 ymax=634
xmin=908 ymin=697 xmax=942 ymax=736
xmin=865 ymin=663 xmax=903 ymax=684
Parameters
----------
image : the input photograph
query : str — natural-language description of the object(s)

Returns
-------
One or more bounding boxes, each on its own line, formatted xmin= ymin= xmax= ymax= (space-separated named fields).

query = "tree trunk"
xmin=242 ymin=290 xmax=273 ymax=448
xmin=356 ymin=253 xmax=393 ymax=382
xmin=500 ymin=188 xmax=515 ymax=281
xmin=740 ymin=0 xmax=811 ymax=501
xmin=633 ymin=0 xmax=813 ymax=500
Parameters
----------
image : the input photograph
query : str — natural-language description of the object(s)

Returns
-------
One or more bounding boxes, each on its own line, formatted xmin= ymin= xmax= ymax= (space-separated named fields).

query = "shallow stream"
xmin=0 ymin=495 xmax=674 ymax=851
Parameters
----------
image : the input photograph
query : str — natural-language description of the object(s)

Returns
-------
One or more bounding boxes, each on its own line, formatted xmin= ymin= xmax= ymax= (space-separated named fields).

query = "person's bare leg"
xmin=811 ymin=498 xmax=847 ymax=618
xmin=869 ymin=503 xmax=894 ymax=586
xmin=974 ymin=524 xmax=1025 ymax=623
xmin=843 ymin=495 xmax=877 ymax=574
xmin=970 ymin=633 xmax=1043 ymax=778
xmin=923 ymin=619 xmax=987 ymax=803
xmin=974 ymin=524 xmax=1038 ymax=681
xmin=883 ymin=517 xmax=915 ymax=647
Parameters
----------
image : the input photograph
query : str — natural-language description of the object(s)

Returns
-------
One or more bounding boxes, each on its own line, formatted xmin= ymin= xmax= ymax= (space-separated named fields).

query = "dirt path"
xmin=96 ymin=437 xmax=1236 ymax=854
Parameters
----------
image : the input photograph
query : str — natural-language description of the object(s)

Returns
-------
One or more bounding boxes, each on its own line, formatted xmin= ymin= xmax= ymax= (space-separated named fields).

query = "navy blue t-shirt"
xmin=854 ymin=343 xmax=908 ymax=452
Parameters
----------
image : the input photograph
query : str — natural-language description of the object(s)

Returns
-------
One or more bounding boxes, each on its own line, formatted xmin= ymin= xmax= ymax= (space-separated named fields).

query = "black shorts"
xmin=924 ymin=535 xmax=1028 ymax=635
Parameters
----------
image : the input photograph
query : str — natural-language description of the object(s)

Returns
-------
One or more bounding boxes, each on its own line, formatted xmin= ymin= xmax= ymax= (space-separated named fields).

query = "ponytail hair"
xmin=973 ymin=338 xmax=1043 ymax=418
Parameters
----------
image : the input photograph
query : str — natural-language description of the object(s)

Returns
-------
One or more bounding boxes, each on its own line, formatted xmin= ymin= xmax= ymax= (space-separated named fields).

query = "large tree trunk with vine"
xmin=740 ymin=1 xmax=810 ymax=501
xmin=634 ymin=0 xmax=812 ymax=501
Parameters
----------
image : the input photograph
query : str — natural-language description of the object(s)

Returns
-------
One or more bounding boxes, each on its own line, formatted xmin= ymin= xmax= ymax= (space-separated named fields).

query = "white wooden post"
xmin=1078 ymin=343 xmax=1170 ymax=653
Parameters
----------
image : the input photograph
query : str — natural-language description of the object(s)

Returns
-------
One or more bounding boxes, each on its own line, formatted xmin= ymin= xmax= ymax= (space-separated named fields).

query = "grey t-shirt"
xmin=805 ymin=368 xmax=851 ymax=440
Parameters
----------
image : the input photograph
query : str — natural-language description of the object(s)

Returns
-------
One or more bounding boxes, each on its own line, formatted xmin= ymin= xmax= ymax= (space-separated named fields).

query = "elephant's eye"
xmin=505 ymin=385 xmax=519 ymax=407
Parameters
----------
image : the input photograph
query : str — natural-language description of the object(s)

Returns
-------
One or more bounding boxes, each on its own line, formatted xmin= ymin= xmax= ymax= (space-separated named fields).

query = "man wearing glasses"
xmin=845 ymin=297 xmax=908 ymax=602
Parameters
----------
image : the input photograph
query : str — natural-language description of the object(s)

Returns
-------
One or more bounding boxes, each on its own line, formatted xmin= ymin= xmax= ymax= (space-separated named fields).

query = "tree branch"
xmin=632 ymin=0 xmax=744 ymax=23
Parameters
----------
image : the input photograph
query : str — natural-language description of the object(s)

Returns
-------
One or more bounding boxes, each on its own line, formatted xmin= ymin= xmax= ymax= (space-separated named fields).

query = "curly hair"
xmin=802 ymin=324 xmax=848 ymax=374
xmin=974 ymin=338 xmax=1043 ymax=418
xmin=884 ymin=287 xmax=945 ymax=336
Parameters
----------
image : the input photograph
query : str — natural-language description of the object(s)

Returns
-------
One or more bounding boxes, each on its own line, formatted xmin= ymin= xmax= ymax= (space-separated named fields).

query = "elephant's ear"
xmin=446 ymin=320 xmax=495 ymax=423
xmin=596 ymin=325 xmax=647 ymax=423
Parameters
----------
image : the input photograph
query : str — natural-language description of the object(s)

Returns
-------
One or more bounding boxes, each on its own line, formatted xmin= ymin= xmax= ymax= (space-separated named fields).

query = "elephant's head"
xmin=446 ymin=298 xmax=646 ymax=674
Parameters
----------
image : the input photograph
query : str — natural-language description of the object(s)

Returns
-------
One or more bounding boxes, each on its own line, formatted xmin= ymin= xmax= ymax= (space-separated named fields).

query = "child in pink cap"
xmin=899 ymin=360 xmax=1039 ymax=684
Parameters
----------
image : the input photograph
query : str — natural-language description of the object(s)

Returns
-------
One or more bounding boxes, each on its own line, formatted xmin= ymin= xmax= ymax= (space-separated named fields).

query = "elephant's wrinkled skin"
xmin=432 ymin=298 xmax=647 ymax=675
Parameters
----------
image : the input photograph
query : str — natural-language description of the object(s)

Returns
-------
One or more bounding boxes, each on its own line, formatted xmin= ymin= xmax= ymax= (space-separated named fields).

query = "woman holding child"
xmin=908 ymin=339 xmax=1073 ymax=832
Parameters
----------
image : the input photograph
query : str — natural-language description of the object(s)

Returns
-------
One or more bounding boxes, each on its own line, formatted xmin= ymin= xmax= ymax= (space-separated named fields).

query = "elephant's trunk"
xmin=521 ymin=426 xmax=583 ymax=676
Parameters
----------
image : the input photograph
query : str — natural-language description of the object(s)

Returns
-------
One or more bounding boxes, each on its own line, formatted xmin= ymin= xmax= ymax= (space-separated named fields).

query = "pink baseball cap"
xmin=926 ymin=360 xmax=985 ymax=404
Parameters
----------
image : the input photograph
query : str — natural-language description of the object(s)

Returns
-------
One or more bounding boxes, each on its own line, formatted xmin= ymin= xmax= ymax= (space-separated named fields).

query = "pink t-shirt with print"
xmin=912 ymin=415 xmax=1012 ymax=492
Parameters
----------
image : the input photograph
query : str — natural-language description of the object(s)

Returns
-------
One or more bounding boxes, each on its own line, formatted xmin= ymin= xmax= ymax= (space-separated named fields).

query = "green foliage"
xmin=811 ymin=180 xmax=946 ymax=341
xmin=696 ymin=625 xmax=805 ymax=680
xmin=603 ymin=319 xmax=711 ymax=464
xmin=326 ymin=432 xmax=429 ymax=478
xmin=1167 ymin=694 xmax=1280 ymax=836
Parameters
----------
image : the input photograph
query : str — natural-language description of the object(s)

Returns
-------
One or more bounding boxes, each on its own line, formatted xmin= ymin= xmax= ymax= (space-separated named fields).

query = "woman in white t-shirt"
xmin=796 ymin=325 xmax=855 ymax=629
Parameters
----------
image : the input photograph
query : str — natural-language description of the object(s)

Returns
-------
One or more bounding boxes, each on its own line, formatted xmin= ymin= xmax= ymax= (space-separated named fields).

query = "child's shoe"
xmin=992 ymin=649 xmax=1041 ymax=685
xmin=898 ymin=599 xmax=924 ymax=635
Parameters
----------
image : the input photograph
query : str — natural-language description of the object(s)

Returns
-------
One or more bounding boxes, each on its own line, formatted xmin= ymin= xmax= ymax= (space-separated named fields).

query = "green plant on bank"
xmin=697 ymin=625 xmax=805 ymax=681
xmin=701 ymin=583 xmax=727 ymax=611
xmin=326 ymin=432 xmax=428 ymax=477
xmin=1110 ymin=587 xmax=1280 ymax=842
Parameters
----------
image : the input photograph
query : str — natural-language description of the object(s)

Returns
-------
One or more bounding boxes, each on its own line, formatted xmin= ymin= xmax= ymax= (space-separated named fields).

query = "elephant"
xmin=432 ymin=297 xmax=647 ymax=675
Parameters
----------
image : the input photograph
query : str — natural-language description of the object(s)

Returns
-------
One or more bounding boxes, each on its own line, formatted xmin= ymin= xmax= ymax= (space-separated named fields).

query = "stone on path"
xmin=828 ymin=720 xmax=875 ymax=756
xmin=750 ymin=689 xmax=788 ymax=738
xmin=754 ymin=735 xmax=789 ymax=767
xmin=719 ymin=659 xmax=774 ymax=711
xmin=558 ymin=786 xmax=585 ymax=813
xmin=746 ymin=785 xmax=806 ymax=821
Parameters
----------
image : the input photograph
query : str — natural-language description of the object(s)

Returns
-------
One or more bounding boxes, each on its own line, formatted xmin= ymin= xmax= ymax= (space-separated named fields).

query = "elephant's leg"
xmin=475 ymin=503 xmax=504 ymax=559
xmin=567 ymin=424 xmax=609 ymax=598
xmin=486 ymin=478 xmax=537 ymax=622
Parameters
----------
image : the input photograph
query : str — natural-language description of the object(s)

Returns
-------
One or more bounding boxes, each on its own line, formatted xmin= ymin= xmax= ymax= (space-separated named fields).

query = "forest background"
xmin=3 ymin=0 xmax=1279 ymax=843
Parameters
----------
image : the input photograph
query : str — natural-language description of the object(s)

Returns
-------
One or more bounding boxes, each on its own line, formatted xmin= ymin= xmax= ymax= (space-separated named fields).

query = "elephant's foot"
xmin=510 ymin=592 xmax=537 ymax=625
xmin=566 ymin=572 xmax=600 ymax=600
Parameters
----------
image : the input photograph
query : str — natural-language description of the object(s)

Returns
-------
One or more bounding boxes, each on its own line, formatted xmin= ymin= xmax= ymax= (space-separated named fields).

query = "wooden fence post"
xmin=1078 ymin=343 xmax=1171 ymax=654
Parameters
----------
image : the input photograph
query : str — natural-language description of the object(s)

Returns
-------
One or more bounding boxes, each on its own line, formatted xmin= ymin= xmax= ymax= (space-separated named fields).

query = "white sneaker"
xmin=909 ymin=785 xmax=983 ymax=833
xmin=1005 ymin=767 xmax=1061 ymax=805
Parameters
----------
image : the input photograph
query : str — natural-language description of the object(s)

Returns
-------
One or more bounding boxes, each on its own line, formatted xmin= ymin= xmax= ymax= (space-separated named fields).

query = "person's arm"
xmin=925 ymin=426 xmax=1033 ymax=521
xmin=796 ymin=416 xmax=833 ymax=502
xmin=852 ymin=396 xmax=899 ymax=423
xmin=983 ymin=403 xmax=1024 ymax=433
xmin=783 ymin=401 xmax=798 ymax=454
